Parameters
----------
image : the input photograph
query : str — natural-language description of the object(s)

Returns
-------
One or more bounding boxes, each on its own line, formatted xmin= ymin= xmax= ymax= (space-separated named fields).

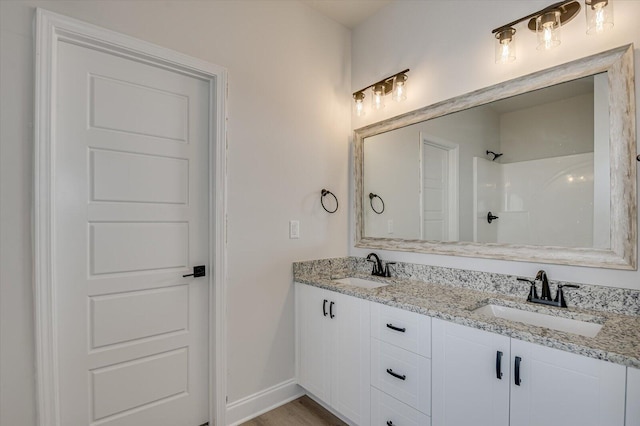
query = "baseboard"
xmin=226 ymin=379 xmax=304 ymax=425
xmin=304 ymin=391 xmax=355 ymax=426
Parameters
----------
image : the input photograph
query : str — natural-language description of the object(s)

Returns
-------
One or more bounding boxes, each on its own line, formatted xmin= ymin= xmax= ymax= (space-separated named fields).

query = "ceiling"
xmin=300 ymin=0 xmax=394 ymax=29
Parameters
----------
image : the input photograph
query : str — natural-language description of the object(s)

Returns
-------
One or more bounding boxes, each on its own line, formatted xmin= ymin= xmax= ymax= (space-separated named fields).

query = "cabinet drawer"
xmin=371 ymin=387 xmax=430 ymax=426
xmin=371 ymin=339 xmax=431 ymax=415
xmin=371 ymin=303 xmax=431 ymax=358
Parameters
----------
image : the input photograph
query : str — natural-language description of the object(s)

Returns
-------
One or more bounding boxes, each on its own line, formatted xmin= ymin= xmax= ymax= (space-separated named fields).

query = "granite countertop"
xmin=294 ymin=261 xmax=640 ymax=369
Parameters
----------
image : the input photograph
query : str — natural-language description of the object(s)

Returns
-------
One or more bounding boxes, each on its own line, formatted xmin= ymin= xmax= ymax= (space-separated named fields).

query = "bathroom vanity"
xmin=294 ymin=257 xmax=640 ymax=426
xmin=300 ymin=43 xmax=640 ymax=426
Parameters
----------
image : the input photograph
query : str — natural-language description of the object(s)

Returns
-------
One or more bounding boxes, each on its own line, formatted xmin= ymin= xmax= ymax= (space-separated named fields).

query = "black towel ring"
xmin=369 ymin=193 xmax=385 ymax=214
xmin=321 ymin=189 xmax=338 ymax=213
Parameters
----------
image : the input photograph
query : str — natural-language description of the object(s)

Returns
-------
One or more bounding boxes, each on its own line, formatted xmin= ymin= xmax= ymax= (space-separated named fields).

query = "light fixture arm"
xmin=491 ymin=0 xmax=577 ymax=34
xmin=353 ymin=69 xmax=410 ymax=98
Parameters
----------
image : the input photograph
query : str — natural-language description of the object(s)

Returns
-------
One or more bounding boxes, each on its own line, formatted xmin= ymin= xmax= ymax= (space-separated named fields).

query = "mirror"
xmin=354 ymin=45 xmax=636 ymax=269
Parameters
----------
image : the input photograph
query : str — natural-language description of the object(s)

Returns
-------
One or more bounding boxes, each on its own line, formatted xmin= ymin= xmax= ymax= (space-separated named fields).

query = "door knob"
xmin=183 ymin=265 xmax=206 ymax=278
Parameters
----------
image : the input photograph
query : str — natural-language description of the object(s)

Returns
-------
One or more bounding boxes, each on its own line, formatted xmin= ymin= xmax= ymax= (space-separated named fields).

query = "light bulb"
xmin=353 ymin=91 xmax=366 ymax=117
xmin=494 ymin=28 xmax=516 ymax=64
xmin=543 ymin=25 xmax=554 ymax=48
xmin=372 ymin=84 xmax=385 ymax=110
xmin=536 ymin=11 xmax=561 ymax=50
xmin=392 ymin=73 xmax=407 ymax=102
xmin=586 ymin=0 xmax=613 ymax=35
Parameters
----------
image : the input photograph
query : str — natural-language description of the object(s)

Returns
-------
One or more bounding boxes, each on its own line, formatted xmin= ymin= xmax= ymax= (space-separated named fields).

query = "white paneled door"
xmin=422 ymin=142 xmax=449 ymax=241
xmin=54 ymin=40 xmax=210 ymax=425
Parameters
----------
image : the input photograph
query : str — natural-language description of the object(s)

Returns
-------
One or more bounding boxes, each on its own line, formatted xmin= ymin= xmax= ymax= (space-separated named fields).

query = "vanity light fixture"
xmin=372 ymin=83 xmax=386 ymax=110
xmin=353 ymin=91 xmax=366 ymax=116
xmin=392 ymin=72 xmax=408 ymax=102
xmin=495 ymin=27 xmax=517 ymax=64
xmin=492 ymin=0 xmax=612 ymax=63
xmin=352 ymin=69 xmax=410 ymax=115
xmin=585 ymin=0 xmax=613 ymax=35
xmin=535 ymin=9 xmax=563 ymax=50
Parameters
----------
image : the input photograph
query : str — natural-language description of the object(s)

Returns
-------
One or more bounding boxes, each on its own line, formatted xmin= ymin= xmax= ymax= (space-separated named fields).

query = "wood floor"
xmin=240 ymin=396 xmax=348 ymax=426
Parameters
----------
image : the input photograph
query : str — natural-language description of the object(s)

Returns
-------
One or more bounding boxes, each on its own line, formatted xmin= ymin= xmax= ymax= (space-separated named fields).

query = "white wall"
xmin=499 ymin=93 xmax=594 ymax=162
xmin=364 ymin=128 xmax=421 ymax=239
xmin=351 ymin=0 xmax=640 ymax=290
xmin=0 ymin=1 xmax=351 ymax=424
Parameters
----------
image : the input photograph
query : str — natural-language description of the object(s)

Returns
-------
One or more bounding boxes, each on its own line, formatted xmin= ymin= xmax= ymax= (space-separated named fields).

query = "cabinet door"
xmin=432 ymin=319 xmax=510 ymax=426
xmin=510 ymin=339 xmax=626 ymax=426
xmin=295 ymin=283 xmax=331 ymax=402
xmin=627 ymin=367 xmax=640 ymax=426
xmin=330 ymin=291 xmax=371 ymax=426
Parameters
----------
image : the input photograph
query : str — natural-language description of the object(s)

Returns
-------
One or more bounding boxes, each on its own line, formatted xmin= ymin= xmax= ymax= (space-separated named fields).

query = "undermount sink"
xmin=332 ymin=277 xmax=389 ymax=289
xmin=473 ymin=304 xmax=603 ymax=338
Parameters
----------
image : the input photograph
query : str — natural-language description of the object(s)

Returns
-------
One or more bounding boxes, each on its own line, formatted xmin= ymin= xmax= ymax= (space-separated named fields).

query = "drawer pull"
xmin=515 ymin=356 xmax=522 ymax=386
xmin=386 ymin=323 xmax=406 ymax=333
xmin=386 ymin=422 xmax=394 ymax=426
xmin=496 ymin=351 xmax=503 ymax=379
xmin=329 ymin=301 xmax=335 ymax=319
xmin=386 ymin=368 xmax=406 ymax=381
xmin=322 ymin=299 xmax=328 ymax=317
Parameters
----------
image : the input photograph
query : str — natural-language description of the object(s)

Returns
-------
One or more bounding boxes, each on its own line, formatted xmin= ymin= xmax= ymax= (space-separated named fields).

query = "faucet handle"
xmin=384 ymin=262 xmax=396 ymax=277
xmin=517 ymin=278 xmax=538 ymax=302
xmin=554 ymin=284 xmax=579 ymax=308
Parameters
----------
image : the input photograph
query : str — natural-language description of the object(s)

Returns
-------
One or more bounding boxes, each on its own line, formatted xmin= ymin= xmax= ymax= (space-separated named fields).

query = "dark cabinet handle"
xmin=329 ymin=301 xmax=335 ymax=319
xmin=515 ymin=356 xmax=522 ymax=386
xmin=386 ymin=323 xmax=406 ymax=333
xmin=386 ymin=368 xmax=406 ymax=381
xmin=322 ymin=299 xmax=328 ymax=317
xmin=496 ymin=351 xmax=503 ymax=379
xmin=387 ymin=422 xmax=394 ymax=426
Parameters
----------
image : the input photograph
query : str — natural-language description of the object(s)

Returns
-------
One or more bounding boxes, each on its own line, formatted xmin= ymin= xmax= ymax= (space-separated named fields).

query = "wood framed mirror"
xmin=354 ymin=44 xmax=636 ymax=269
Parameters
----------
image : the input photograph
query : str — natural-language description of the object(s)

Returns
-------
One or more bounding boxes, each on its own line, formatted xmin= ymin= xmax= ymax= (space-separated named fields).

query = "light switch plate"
xmin=289 ymin=220 xmax=300 ymax=239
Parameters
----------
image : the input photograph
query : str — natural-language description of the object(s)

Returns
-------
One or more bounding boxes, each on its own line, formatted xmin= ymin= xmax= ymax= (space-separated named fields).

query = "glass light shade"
xmin=495 ymin=28 xmax=516 ymax=64
xmin=586 ymin=0 xmax=613 ymax=35
xmin=536 ymin=11 xmax=561 ymax=50
xmin=392 ymin=74 xmax=408 ymax=102
xmin=353 ymin=92 xmax=366 ymax=116
xmin=372 ymin=84 xmax=385 ymax=110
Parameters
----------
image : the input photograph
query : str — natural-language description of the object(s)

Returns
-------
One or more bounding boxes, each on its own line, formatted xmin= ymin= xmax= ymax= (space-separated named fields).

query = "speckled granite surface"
xmin=293 ymin=257 xmax=640 ymax=368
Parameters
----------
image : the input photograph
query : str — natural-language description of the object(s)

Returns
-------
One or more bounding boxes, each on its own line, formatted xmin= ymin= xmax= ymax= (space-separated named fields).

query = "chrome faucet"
xmin=517 ymin=270 xmax=580 ymax=308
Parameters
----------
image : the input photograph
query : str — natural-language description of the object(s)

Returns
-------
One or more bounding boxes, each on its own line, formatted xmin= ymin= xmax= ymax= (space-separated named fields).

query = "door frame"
xmin=34 ymin=9 xmax=228 ymax=426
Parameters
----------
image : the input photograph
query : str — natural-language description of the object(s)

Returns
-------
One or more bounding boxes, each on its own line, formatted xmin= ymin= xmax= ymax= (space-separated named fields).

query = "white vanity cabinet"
xmin=432 ymin=318 xmax=626 ymax=426
xmin=295 ymin=283 xmax=371 ymax=425
xmin=627 ymin=367 xmax=640 ymax=426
